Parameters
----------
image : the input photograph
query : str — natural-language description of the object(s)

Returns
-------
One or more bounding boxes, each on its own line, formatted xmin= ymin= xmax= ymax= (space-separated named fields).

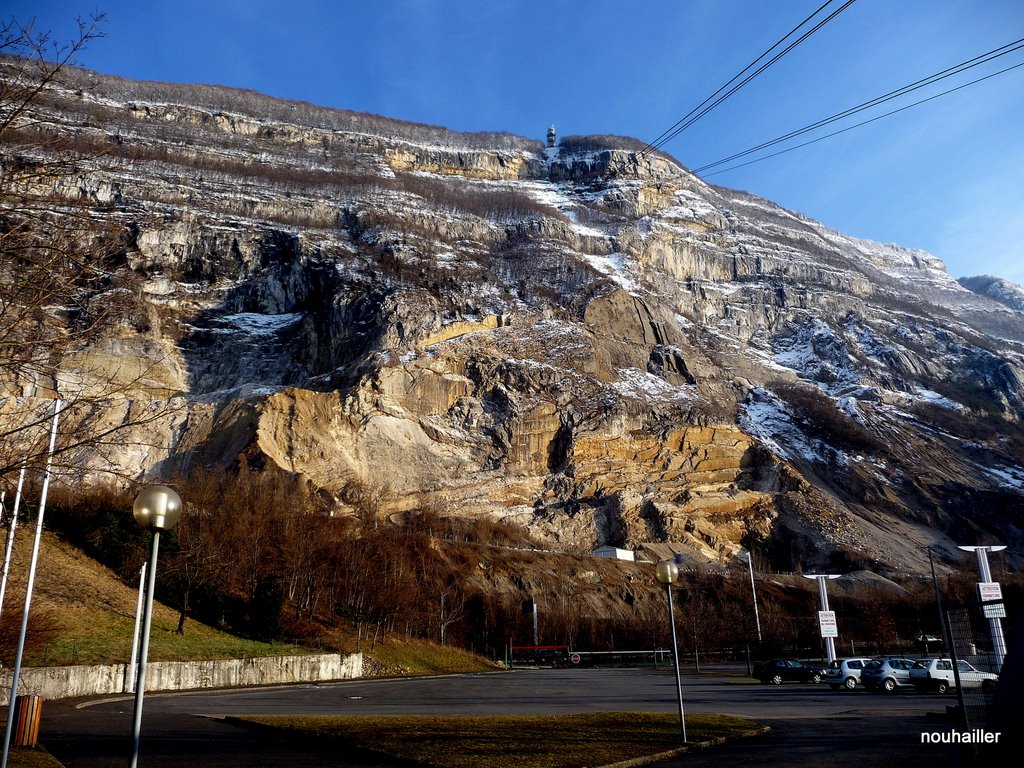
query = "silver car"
xmin=860 ymin=657 xmax=917 ymax=691
xmin=825 ymin=657 xmax=873 ymax=690
xmin=909 ymin=658 xmax=999 ymax=693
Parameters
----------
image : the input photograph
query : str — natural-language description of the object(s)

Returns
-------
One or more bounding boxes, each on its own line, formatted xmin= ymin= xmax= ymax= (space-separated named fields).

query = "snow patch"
xmin=582 ymin=252 xmax=637 ymax=291
xmin=772 ymin=320 xmax=861 ymax=390
xmin=911 ymin=386 xmax=965 ymax=411
xmin=741 ymin=388 xmax=848 ymax=466
xmin=611 ymin=367 xmax=695 ymax=403
xmin=216 ymin=312 xmax=304 ymax=335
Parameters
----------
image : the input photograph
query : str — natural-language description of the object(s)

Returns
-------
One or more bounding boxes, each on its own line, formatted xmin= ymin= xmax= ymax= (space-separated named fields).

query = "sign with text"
xmin=982 ymin=602 xmax=1006 ymax=619
xmin=818 ymin=610 xmax=838 ymax=638
xmin=977 ymin=582 xmax=1003 ymax=603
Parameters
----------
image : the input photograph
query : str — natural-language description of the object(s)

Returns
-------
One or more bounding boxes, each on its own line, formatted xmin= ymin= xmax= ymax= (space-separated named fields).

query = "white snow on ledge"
xmin=981 ymin=463 xmax=1024 ymax=491
xmin=216 ymin=312 xmax=304 ymax=335
xmin=740 ymin=388 xmax=847 ymax=466
xmin=612 ymin=367 xmax=695 ymax=402
xmin=582 ymin=251 xmax=637 ymax=291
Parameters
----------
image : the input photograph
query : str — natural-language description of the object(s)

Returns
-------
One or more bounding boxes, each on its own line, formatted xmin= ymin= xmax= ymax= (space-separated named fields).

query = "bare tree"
xmin=437 ymin=578 xmax=467 ymax=646
xmin=0 ymin=15 xmax=173 ymax=482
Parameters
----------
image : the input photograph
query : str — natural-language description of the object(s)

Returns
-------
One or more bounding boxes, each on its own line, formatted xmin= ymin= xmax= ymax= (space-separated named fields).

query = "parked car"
xmin=860 ymin=657 xmax=917 ymax=691
xmin=825 ymin=657 xmax=873 ymax=690
xmin=909 ymin=658 xmax=999 ymax=693
xmin=754 ymin=659 xmax=826 ymax=685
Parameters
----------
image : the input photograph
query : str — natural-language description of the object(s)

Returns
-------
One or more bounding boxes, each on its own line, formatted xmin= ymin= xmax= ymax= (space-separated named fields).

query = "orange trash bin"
xmin=13 ymin=695 xmax=42 ymax=747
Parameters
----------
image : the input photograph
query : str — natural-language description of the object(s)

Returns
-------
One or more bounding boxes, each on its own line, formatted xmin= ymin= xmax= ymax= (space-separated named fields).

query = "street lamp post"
xmin=957 ymin=545 xmax=1008 ymax=670
xmin=655 ymin=560 xmax=687 ymax=743
xmin=802 ymin=574 xmax=841 ymax=664
xmin=739 ymin=551 xmax=762 ymax=644
xmin=130 ymin=485 xmax=183 ymax=768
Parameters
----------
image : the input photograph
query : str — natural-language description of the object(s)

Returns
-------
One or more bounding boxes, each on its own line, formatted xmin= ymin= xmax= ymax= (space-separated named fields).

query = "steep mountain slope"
xmin=5 ymin=66 xmax=1024 ymax=575
xmin=960 ymin=274 xmax=1024 ymax=314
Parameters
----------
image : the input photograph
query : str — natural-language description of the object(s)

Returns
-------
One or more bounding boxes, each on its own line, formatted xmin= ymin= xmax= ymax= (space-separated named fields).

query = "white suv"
xmin=825 ymin=657 xmax=873 ymax=690
xmin=909 ymin=658 xmax=998 ymax=693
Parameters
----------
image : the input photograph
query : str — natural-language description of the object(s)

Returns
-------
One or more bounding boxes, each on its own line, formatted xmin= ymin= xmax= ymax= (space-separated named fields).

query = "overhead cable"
xmin=695 ymin=36 xmax=1024 ymax=174
xmin=641 ymin=0 xmax=858 ymax=157
xmin=641 ymin=0 xmax=839 ymax=152
xmin=700 ymin=59 xmax=1024 ymax=177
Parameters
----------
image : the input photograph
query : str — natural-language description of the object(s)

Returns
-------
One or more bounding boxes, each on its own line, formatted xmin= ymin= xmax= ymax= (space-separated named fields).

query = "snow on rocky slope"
xmin=6 ymin=66 xmax=1024 ymax=575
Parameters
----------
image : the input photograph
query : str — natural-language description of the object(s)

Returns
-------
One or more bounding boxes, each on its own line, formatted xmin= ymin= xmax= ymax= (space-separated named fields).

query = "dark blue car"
xmin=754 ymin=659 xmax=825 ymax=684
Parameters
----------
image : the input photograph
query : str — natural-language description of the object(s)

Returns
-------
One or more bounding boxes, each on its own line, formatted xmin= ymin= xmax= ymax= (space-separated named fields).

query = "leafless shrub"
xmin=0 ymin=598 xmax=62 ymax=665
xmin=54 ymin=64 xmax=543 ymax=153
xmin=559 ymin=134 xmax=682 ymax=166
xmin=395 ymin=173 xmax=568 ymax=223
xmin=770 ymin=379 xmax=882 ymax=454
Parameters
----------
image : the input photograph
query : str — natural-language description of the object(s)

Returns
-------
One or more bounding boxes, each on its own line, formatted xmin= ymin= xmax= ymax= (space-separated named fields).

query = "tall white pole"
xmin=817 ymin=577 xmax=836 ymax=664
xmin=1 ymin=399 xmax=61 ymax=768
xmin=958 ymin=545 xmax=1008 ymax=671
xmin=532 ymin=600 xmax=539 ymax=647
xmin=803 ymin=573 xmax=840 ymax=664
xmin=744 ymin=552 xmax=762 ymax=644
xmin=126 ymin=562 xmax=147 ymax=693
xmin=975 ymin=548 xmax=1007 ymax=669
xmin=0 ymin=466 xmax=28 ymax=622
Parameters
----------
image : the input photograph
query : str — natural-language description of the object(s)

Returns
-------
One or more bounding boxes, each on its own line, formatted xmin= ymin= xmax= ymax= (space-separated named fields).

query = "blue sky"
xmin=11 ymin=0 xmax=1024 ymax=283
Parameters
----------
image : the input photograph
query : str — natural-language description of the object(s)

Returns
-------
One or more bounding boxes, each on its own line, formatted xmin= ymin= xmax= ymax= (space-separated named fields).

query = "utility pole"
xmin=958 ymin=545 xmax=1008 ymax=670
xmin=740 ymin=551 xmax=762 ymax=644
xmin=803 ymin=574 xmax=841 ymax=664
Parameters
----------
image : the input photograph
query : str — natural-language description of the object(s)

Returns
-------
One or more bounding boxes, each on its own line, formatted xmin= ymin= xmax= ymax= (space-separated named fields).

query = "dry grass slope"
xmin=4 ymin=530 xmax=299 ymax=666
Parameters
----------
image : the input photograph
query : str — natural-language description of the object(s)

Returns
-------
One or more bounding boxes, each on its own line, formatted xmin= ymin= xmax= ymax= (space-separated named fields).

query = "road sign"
xmin=983 ymin=603 xmax=1006 ymax=619
xmin=570 ymin=653 xmax=581 ymax=664
xmin=977 ymin=582 xmax=1002 ymax=602
xmin=818 ymin=610 xmax=838 ymax=638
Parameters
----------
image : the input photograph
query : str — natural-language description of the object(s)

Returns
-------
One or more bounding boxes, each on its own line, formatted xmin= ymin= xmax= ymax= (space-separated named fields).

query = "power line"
xmin=701 ymin=59 xmax=1024 ymax=178
xmin=695 ymin=36 xmax=1024 ymax=174
xmin=641 ymin=0 xmax=858 ymax=157
xmin=640 ymin=0 xmax=838 ymax=153
xmin=646 ymin=0 xmax=858 ymax=155
xmin=700 ymin=58 xmax=1024 ymax=179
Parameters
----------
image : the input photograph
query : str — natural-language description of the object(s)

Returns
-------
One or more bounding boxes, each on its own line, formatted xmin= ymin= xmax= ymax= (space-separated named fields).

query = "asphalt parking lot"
xmin=38 ymin=667 xmax=1001 ymax=768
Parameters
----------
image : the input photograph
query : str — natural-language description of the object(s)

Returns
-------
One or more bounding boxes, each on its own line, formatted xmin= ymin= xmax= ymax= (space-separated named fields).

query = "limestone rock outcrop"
xmin=5 ymin=67 xmax=1024 ymax=574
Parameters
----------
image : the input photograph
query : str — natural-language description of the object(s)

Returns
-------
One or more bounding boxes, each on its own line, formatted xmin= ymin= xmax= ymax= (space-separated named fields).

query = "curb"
xmin=594 ymin=725 xmax=772 ymax=768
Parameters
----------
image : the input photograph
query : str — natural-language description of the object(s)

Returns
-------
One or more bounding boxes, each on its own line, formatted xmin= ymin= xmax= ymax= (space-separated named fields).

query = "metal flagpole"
xmin=0 ymin=466 xmax=28 ymax=622
xmin=126 ymin=562 xmax=147 ymax=693
xmin=1 ymin=399 xmax=61 ymax=768
xmin=744 ymin=552 xmax=762 ymax=643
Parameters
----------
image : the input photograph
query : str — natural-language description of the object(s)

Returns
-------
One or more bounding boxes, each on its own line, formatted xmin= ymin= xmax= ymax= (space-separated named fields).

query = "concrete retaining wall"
xmin=0 ymin=652 xmax=362 ymax=704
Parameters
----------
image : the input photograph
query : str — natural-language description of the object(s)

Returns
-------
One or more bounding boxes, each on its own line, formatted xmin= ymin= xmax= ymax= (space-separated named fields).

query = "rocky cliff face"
xmin=7 ymin=68 xmax=1024 ymax=574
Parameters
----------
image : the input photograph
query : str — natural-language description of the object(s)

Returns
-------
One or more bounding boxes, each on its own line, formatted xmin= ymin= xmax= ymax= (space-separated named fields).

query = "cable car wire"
xmin=694 ymin=36 xmax=1024 ymax=174
xmin=640 ymin=0 xmax=858 ymax=157
xmin=701 ymin=59 xmax=1024 ymax=178
xmin=640 ymin=0 xmax=839 ymax=152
